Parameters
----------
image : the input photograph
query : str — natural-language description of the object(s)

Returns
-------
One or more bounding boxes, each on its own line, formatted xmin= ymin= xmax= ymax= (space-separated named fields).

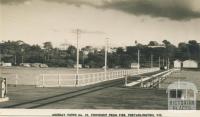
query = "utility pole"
xmin=137 ymin=49 xmax=140 ymax=74
xmin=21 ymin=56 xmax=24 ymax=64
xmin=105 ymin=38 xmax=109 ymax=80
xmin=163 ymin=57 xmax=165 ymax=66
xmin=151 ymin=54 xmax=153 ymax=68
xmin=21 ymin=48 xmax=24 ymax=64
xmin=76 ymin=29 xmax=80 ymax=86
xmin=168 ymin=58 xmax=170 ymax=69
xmin=159 ymin=56 xmax=160 ymax=68
xmin=14 ymin=55 xmax=17 ymax=65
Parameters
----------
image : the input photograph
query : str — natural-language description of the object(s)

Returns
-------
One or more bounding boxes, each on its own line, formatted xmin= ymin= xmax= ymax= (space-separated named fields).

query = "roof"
xmin=183 ymin=59 xmax=198 ymax=63
xmin=174 ymin=59 xmax=181 ymax=62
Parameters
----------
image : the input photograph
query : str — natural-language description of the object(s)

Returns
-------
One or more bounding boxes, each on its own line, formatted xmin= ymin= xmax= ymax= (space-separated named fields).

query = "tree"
xmin=148 ymin=41 xmax=159 ymax=46
xmin=43 ymin=42 xmax=53 ymax=50
xmin=43 ymin=42 xmax=53 ymax=61
xmin=162 ymin=40 xmax=171 ymax=46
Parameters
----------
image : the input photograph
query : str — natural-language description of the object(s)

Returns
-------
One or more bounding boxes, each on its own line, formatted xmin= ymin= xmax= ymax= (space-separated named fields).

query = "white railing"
xmin=36 ymin=68 xmax=160 ymax=87
xmin=1 ymin=73 xmax=40 ymax=86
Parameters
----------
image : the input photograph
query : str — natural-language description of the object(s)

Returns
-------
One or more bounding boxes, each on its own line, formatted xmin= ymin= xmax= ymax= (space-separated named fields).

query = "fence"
xmin=1 ymin=68 xmax=159 ymax=87
xmin=37 ymin=68 xmax=159 ymax=87
xmin=1 ymin=73 xmax=37 ymax=86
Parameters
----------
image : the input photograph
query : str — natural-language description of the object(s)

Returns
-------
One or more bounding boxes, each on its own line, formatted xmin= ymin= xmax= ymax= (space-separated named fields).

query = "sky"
xmin=0 ymin=0 xmax=200 ymax=48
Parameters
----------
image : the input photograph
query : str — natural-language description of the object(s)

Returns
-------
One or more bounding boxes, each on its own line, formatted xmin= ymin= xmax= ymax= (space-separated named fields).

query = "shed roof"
xmin=174 ymin=59 xmax=181 ymax=62
xmin=183 ymin=59 xmax=198 ymax=63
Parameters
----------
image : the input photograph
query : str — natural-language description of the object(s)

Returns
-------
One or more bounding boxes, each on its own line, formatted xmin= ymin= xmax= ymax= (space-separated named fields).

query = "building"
xmin=173 ymin=60 xmax=182 ymax=68
xmin=183 ymin=60 xmax=198 ymax=68
xmin=1 ymin=63 xmax=12 ymax=67
xmin=74 ymin=64 xmax=82 ymax=69
xmin=130 ymin=63 xmax=140 ymax=69
xmin=20 ymin=63 xmax=31 ymax=67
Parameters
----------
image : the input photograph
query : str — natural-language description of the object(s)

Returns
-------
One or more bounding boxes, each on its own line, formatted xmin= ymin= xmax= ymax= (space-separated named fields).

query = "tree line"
xmin=0 ymin=40 xmax=199 ymax=68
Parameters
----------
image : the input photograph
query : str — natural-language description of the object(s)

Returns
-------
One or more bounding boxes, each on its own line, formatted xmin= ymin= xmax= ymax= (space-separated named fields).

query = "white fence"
xmin=1 ymin=68 xmax=159 ymax=87
xmin=37 ymin=68 xmax=159 ymax=87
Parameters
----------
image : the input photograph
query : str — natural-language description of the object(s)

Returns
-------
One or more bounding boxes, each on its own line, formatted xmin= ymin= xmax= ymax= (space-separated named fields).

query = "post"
xmin=58 ymin=74 xmax=61 ymax=87
xmin=140 ymin=77 xmax=143 ymax=88
xmin=151 ymin=54 xmax=153 ymax=68
xmin=35 ymin=76 xmax=38 ymax=87
xmin=125 ymin=75 xmax=127 ymax=86
xmin=15 ymin=74 xmax=18 ymax=87
xmin=159 ymin=56 xmax=160 ymax=68
xmin=76 ymin=29 xmax=80 ymax=86
xmin=14 ymin=55 xmax=17 ymax=65
xmin=137 ymin=49 xmax=140 ymax=74
xmin=42 ymin=74 xmax=45 ymax=88
xmin=104 ymin=38 xmax=108 ymax=80
xmin=21 ymin=56 xmax=24 ymax=64
xmin=163 ymin=57 xmax=165 ymax=66
xmin=158 ymin=77 xmax=161 ymax=88
xmin=168 ymin=58 xmax=170 ymax=69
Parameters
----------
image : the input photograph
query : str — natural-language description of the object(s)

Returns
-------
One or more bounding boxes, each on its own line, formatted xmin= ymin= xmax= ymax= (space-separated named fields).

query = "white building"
xmin=74 ymin=64 xmax=82 ymax=69
xmin=173 ymin=60 xmax=181 ymax=68
xmin=130 ymin=63 xmax=140 ymax=69
xmin=183 ymin=60 xmax=198 ymax=68
xmin=2 ymin=63 xmax=12 ymax=67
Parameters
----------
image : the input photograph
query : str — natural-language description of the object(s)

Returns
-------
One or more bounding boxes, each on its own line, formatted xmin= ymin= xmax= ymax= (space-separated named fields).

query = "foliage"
xmin=0 ymin=40 xmax=199 ymax=68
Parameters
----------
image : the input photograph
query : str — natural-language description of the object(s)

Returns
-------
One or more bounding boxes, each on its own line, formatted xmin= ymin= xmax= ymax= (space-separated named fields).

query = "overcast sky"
xmin=0 ymin=0 xmax=200 ymax=48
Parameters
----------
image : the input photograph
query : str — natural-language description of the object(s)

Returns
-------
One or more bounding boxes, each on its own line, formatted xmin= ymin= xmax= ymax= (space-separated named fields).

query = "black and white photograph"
xmin=0 ymin=0 xmax=200 ymax=116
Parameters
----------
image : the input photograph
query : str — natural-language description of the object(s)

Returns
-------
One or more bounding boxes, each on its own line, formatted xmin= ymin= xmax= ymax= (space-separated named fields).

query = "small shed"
xmin=74 ymin=64 xmax=82 ymax=69
xmin=183 ymin=60 xmax=198 ymax=68
xmin=173 ymin=60 xmax=181 ymax=68
xmin=130 ymin=63 xmax=140 ymax=69
xmin=2 ymin=63 xmax=12 ymax=67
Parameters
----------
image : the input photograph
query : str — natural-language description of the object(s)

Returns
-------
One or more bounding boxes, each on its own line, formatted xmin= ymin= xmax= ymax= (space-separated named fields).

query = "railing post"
xmin=125 ymin=75 xmax=128 ymax=86
xmin=15 ymin=74 xmax=18 ymax=87
xmin=35 ymin=76 xmax=38 ymax=88
xmin=158 ymin=77 xmax=161 ymax=88
xmin=140 ymin=77 xmax=143 ymax=88
xmin=42 ymin=74 xmax=45 ymax=88
xmin=75 ymin=74 xmax=79 ymax=87
xmin=58 ymin=74 xmax=61 ymax=87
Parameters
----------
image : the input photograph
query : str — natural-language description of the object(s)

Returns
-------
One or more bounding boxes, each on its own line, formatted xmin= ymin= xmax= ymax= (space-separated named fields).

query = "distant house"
xmin=130 ymin=63 xmax=140 ymax=69
xmin=183 ymin=60 xmax=198 ymax=68
xmin=74 ymin=64 xmax=82 ymax=69
xmin=20 ymin=63 xmax=31 ymax=67
xmin=173 ymin=60 xmax=181 ymax=68
xmin=2 ymin=63 xmax=12 ymax=67
xmin=31 ymin=63 xmax=41 ymax=68
xmin=39 ymin=64 xmax=48 ymax=68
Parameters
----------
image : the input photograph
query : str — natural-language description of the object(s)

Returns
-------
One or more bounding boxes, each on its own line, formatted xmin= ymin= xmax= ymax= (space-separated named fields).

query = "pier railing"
xmin=1 ymin=68 xmax=159 ymax=87
xmin=36 ymin=68 xmax=159 ymax=87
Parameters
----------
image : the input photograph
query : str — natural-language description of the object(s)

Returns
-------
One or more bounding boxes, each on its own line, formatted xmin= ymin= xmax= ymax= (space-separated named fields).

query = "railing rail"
xmin=37 ymin=68 xmax=159 ymax=87
xmin=1 ymin=68 xmax=160 ymax=87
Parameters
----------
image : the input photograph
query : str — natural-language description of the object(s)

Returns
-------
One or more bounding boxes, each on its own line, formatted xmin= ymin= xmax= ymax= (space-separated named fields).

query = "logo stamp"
xmin=167 ymin=81 xmax=198 ymax=110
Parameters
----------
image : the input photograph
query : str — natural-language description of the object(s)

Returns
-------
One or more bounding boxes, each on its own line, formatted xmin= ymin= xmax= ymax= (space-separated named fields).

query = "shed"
xmin=74 ymin=64 xmax=82 ymax=69
xmin=130 ymin=63 xmax=140 ymax=69
xmin=183 ymin=60 xmax=198 ymax=68
xmin=173 ymin=60 xmax=181 ymax=68
xmin=2 ymin=63 xmax=12 ymax=67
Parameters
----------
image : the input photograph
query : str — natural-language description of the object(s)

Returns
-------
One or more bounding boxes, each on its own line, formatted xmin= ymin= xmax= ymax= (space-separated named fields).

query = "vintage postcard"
xmin=0 ymin=0 xmax=200 ymax=117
